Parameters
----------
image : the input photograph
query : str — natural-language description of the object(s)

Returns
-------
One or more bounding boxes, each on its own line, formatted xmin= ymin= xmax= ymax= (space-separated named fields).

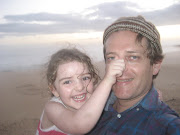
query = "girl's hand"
xmin=104 ymin=59 xmax=125 ymax=84
xmin=157 ymin=89 xmax=163 ymax=101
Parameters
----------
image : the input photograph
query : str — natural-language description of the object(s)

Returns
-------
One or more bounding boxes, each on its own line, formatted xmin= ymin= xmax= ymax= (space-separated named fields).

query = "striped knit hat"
xmin=103 ymin=15 xmax=162 ymax=54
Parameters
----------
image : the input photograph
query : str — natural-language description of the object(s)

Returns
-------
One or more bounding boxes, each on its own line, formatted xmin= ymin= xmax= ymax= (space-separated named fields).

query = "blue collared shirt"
xmin=87 ymin=86 xmax=180 ymax=135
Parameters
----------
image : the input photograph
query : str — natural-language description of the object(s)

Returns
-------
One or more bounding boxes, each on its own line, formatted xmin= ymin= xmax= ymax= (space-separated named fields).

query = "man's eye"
xmin=129 ymin=56 xmax=139 ymax=60
xmin=107 ymin=57 xmax=115 ymax=61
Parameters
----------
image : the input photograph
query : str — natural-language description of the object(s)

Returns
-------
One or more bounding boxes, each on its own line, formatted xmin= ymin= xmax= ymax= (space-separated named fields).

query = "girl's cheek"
xmin=60 ymin=85 xmax=73 ymax=92
xmin=87 ymin=83 xmax=94 ymax=94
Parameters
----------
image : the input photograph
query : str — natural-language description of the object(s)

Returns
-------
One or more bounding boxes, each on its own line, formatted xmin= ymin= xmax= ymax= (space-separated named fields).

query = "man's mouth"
xmin=117 ymin=78 xmax=133 ymax=82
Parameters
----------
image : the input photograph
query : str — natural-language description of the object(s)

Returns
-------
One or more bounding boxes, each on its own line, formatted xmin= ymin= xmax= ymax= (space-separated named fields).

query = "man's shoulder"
xmin=156 ymin=107 xmax=180 ymax=134
xmin=152 ymin=102 xmax=180 ymax=125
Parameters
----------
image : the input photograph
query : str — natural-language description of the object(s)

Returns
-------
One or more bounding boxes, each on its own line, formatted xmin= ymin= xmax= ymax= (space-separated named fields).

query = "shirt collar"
xmin=140 ymin=85 xmax=162 ymax=110
xmin=107 ymin=85 xmax=162 ymax=112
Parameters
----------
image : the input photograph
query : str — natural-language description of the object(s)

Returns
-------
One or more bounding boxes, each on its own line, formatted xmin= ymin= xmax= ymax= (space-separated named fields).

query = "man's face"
xmin=105 ymin=31 xmax=161 ymax=101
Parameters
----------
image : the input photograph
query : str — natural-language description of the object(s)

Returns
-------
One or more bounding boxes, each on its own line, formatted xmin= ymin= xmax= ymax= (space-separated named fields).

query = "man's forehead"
xmin=105 ymin=49 xmax=146 ymax=55
xmin=106 ymin=42 xmax=147 ymax=51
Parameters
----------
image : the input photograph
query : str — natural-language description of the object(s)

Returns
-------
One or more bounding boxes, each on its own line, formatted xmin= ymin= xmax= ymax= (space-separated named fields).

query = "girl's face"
xmin=52 ymin=61 xmax=94 ymax=111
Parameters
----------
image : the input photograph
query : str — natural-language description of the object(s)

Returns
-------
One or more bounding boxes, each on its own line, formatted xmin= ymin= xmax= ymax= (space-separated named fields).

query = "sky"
xmin=0 ymin=0 xmax=180 ymax=46
xmin=0 ymin=0 xmax=180 ymax=70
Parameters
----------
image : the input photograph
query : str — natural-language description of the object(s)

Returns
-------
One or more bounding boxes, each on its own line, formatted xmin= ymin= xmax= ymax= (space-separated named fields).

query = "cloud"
xmin=4 ymin=13 xmax=81 ymax=22
xmin=85 ymin=1 xmax=139 ymax=19
xmin=0 ymin=12 xmax=107 ymax=34
xmin=0 ymin=1 xmax=180 ymax=35
xmin=87 ymin=1 xmax=180 ymax=26
xmin=143 ymin=3 xmax=180 ymax=25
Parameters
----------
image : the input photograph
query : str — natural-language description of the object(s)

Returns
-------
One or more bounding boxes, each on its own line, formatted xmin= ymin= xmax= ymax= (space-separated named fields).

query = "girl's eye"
xmin=63 ymin=80 xmax=71 ymax=84
xmin=83 ymin=76 xmax=91 ymax=81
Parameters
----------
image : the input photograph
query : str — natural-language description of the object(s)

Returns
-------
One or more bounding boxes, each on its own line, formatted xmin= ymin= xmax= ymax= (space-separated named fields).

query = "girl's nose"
xmin=75 ymin=80 xmax=85 ymax=92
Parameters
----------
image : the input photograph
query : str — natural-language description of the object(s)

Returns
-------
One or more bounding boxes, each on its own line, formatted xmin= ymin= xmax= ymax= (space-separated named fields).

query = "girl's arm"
xmin=45 ymin=59 xmax=125 ymax=134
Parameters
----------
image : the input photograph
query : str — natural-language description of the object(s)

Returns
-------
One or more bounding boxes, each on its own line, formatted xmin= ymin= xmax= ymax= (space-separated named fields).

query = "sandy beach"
xmin=0 ymin=47 xmax=180 ymax=135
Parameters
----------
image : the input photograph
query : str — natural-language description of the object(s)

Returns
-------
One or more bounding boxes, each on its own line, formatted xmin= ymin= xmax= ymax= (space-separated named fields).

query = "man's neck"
xmin=113 ymin=90 xmax=149 ymax=113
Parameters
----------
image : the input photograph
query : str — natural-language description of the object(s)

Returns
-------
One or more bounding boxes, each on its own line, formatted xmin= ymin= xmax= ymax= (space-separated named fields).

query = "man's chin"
xmin=113 ymin=88 xmax=131 ymax=99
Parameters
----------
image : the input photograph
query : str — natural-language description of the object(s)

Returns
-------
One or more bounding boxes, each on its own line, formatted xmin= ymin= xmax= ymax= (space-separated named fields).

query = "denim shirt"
xmin=87 ymin=86 xmax=180 ymax=135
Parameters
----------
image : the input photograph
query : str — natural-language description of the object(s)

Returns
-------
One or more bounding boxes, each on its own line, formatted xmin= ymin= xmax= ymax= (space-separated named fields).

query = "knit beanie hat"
xmin=103 ymin=15 xmax=162 ymax=54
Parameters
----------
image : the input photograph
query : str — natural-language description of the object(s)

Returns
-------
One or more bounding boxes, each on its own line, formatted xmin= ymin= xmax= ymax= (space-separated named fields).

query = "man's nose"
xmin=123 ymin=59 xmax=128 ymax=72
xmin=119 ymin=58 xmax=128 ymax=74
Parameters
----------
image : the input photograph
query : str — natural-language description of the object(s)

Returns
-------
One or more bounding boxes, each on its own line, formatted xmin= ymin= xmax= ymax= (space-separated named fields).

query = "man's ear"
xmin=153 ymin=60 xmax=162 ymax=75
xmin=48 ymin=84 xmax=59 ymax=97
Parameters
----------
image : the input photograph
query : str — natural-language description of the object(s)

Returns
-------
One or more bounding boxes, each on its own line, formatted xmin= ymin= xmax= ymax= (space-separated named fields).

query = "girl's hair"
xmin=46 ymin=48 xmax=99 ymax=87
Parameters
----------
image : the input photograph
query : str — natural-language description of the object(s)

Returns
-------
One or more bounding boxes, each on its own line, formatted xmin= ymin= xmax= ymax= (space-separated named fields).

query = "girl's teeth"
xmin=73 ymin=94 xmax=85 ymax=101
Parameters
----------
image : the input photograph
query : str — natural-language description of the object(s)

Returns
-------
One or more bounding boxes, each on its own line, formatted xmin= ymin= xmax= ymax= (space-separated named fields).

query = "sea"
xmin=0 ymin=44 xmax=104 ymax=71
xmin=0 ymin=44 xmax=180 ymax=71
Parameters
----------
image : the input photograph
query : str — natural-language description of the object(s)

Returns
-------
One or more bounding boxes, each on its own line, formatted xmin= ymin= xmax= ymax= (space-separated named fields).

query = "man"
xmin=87 ymin=16 xmax=180 ymax=134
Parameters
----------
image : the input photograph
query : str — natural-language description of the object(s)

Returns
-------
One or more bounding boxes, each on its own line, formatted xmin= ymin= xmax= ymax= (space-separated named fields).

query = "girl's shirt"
xmin=36 ymin=97 xmax=72 ymax=135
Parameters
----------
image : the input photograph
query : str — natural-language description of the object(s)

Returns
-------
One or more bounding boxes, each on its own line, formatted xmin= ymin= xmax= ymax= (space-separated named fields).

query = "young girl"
xmin=36 ymin=48 xmax=125 ymax=135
